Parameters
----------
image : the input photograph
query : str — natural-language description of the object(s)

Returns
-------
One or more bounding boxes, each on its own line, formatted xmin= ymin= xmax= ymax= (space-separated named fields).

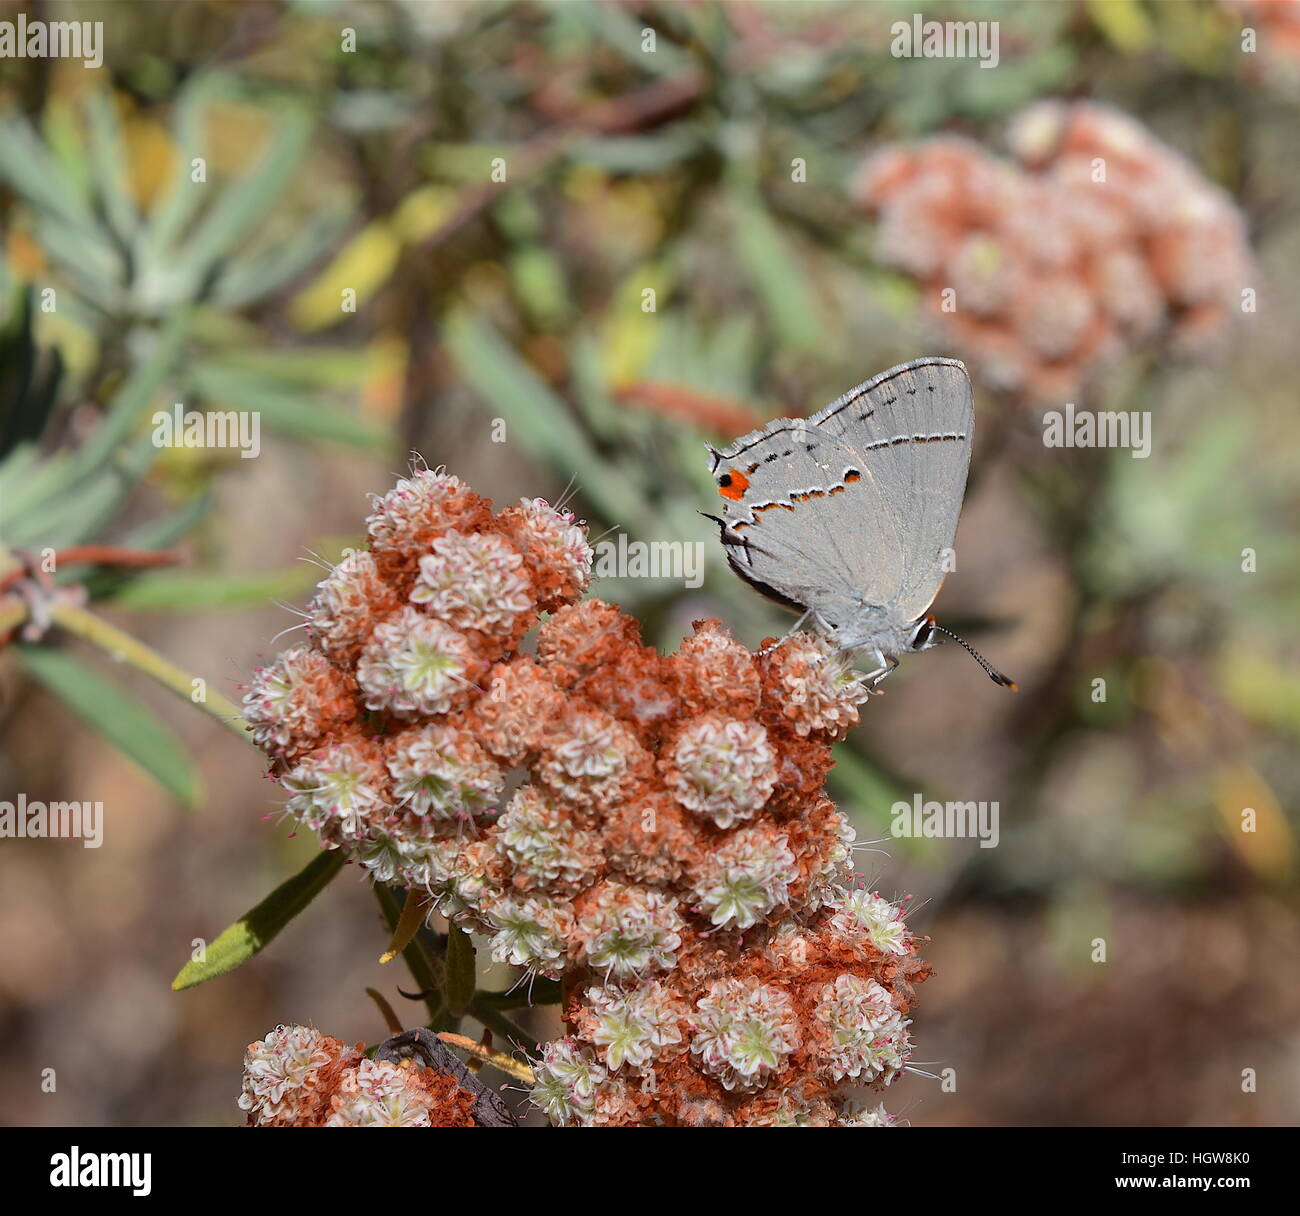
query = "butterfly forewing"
xmin=708 ymin=358 xmax=974 ymax=629
xmin=811 ymin=358 xmax=974 ymax=620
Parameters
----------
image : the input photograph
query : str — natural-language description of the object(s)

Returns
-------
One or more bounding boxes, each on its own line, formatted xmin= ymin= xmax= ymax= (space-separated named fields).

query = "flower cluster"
xmin=242 ymin=466 xmax=930 ymax=1125
xmin=238 ymin=1024 xmax=479 ymax=1126
xmin=854 ymin=100 xmax=1255 ymax=404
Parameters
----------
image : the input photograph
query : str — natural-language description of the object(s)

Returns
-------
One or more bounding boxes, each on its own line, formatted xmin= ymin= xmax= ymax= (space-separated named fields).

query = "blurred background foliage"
xmin=0 ymin=0 xmax=1297 ymax=1126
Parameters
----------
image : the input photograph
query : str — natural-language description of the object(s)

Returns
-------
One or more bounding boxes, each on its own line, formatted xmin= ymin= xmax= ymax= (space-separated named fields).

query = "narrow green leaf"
xmin=444 ymin=922 xmax=477 ymax=1019
xmin=731 ymin=191 xmax=821 ymax=351
xmin=188 ymin=361 xmax=391 ymax=451
xmin=104 ymin=565 xmax=318 ymax=611
xmin=18 ymin=645 xmax=199 ymax=806
xmin=0 ymin=114 xmax=98 ymax=228
xmin=179 ymin=106 xmax=313 ymax=283
xmin=212 ymin=206 xmax=350 ymax=309
xmin=0 ymin=311 xmax=188 ymax=528
xmin=140 ymin=73 xmax=229 ymax=260
xmin=172 ymin=850 xmax=347 ymax=990
xmin=85 ymin=91 xmax=138 ymax=243
xmin=444 ymin=310 xmax=643 ymax=525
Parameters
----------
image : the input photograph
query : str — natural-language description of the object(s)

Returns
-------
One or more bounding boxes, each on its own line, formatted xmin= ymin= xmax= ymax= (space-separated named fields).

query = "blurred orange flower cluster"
xmin=1228 ymin=0 xmax=1300 ymax=94
xmin=855 ymin=100 xmax=1256 ymax=404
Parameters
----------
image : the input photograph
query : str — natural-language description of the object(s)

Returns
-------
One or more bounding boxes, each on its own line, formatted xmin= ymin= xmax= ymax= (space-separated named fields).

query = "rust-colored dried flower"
xmin=239 ymin=1025 xmax=484 ymax=1127
xmin=242 ymin=468 xmax=930 ymax=1126
xmin=854 ymin=100 xmax=1256 ymax=404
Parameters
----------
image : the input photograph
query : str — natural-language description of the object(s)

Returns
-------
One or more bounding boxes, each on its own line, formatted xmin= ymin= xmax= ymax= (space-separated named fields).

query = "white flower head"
xmin=356 ymin=607 xmax=477 ymax=717
xmin=575 ymin=882 xmax=684 ymax=978
xmin=689 ymin=979 xmax=800 ymax=1092
xmin=386 ymin=723 xmax=503 ymax=820
xmin=666 ymin=716 xmax=777 ymax=828
xmin=411 ymin=530 xmax=533 ymax=632
xmin=693 ymin=826 xmax=796 ymax=930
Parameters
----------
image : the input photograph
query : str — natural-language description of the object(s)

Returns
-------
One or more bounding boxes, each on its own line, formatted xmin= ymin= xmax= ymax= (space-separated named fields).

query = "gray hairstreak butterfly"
xmin=704 ymin=357 xmax=1016 ymax=691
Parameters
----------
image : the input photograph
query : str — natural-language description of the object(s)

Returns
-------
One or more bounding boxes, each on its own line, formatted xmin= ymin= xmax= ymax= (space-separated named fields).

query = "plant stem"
xmin=475 ymin=977 xmax=563 ymax=1009
xmin=470 ymin=993 xmax=539 ymax=1055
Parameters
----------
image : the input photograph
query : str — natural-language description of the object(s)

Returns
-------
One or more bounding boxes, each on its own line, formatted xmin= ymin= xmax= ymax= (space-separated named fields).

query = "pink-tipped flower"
xmin=662 ymin=714 xmax=778 ymax=829
xmin=384 ymin=723 xmax=503 ymax=821
xmin=811 ymin=974 xmax=910 ymax=1083
xmin=573 ymin=881 xmax=684 ymax=978
xmin=307 ymin=550 xmax=398 ymax=662
xmin=499 ymin=497 xmax=594 ymax=609
xmin=577 ymin=981 xmax=688 ymax=1071
xmin=761 ymin=634 xmax=871 ymax=739
xmin=365 ymin=467 xmax=488 ymax=562
xmin=356 ymin=607 xmax=480 ymax=717
xmin=239 ymin=1024 xmax=481 ymax=1126
xmin=242 ymin=647 xmax=355 ymax=760
xmin=497 ymin=785 xmax=601 ymax=889
xmin=281 ymin=738 xmax=388 ymax=844
xmin=689 ymin=978 xmax=801 ymax=1092
xmin=238 ymin=1025 xmax=360 ymax=1126
xmin=692 ymin=824 xmax=797 ymax=930
xmin=410 ymin=530 xmax=533 ymax=632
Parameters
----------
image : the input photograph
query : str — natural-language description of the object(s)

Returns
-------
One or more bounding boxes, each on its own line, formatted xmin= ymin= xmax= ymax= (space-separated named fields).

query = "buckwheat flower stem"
xmin=365 ymin=987 xmax=405 ymax=1036
xmin=469 ymin=994 xmax=539 ymax=1056
xmin=48 ymin=601 xmax=251 ymax=741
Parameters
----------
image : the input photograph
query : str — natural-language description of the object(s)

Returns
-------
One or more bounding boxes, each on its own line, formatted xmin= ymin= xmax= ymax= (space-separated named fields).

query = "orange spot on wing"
xmin=717 ymin=467 xmax=750 ymax=501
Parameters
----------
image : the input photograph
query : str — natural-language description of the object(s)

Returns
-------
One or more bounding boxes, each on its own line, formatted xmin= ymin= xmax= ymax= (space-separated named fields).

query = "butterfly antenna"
xmin=931 ymin=624 xmax=1018 ymax=690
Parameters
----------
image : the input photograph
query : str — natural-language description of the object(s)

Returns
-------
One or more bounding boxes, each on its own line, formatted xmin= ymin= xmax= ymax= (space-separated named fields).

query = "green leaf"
xmin=18 ymin=645 xmax=199 ymax=806
xmin=179 ymin=106 xmax=313 ymax=285
xmin=444 ymin=310 xmax=644 ymax=525
xmin=730 ymin=191 xmax=821 ymax=351
xmin=0 ymin=112 xmax=98 ymax=228
xmin=213 ymin=205 xmax=350 ymax=309
xmin=172 ymin=849 xmax=347 ymax=990
xmin=0 ymin=310 xmax=189 ymax=531
xmin=188 ymin=360 xmax=391 ymax=451
xmin=105 ymin=565 xmax=319 ymax=611
xmin=444 ymin=922 xmax=477 ymax=1019
xmin=140 ymin=73 xmax=229 ymax=259
xmin=85 ymin=91 xmax=138 ymax=244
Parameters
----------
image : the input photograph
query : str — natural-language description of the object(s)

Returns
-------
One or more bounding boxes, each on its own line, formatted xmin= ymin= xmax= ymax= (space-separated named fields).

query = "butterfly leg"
xmin=756 ymin=609 xmax=813 ymax=656
xmin=863 ymin=650 xmax=899 ymax=693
